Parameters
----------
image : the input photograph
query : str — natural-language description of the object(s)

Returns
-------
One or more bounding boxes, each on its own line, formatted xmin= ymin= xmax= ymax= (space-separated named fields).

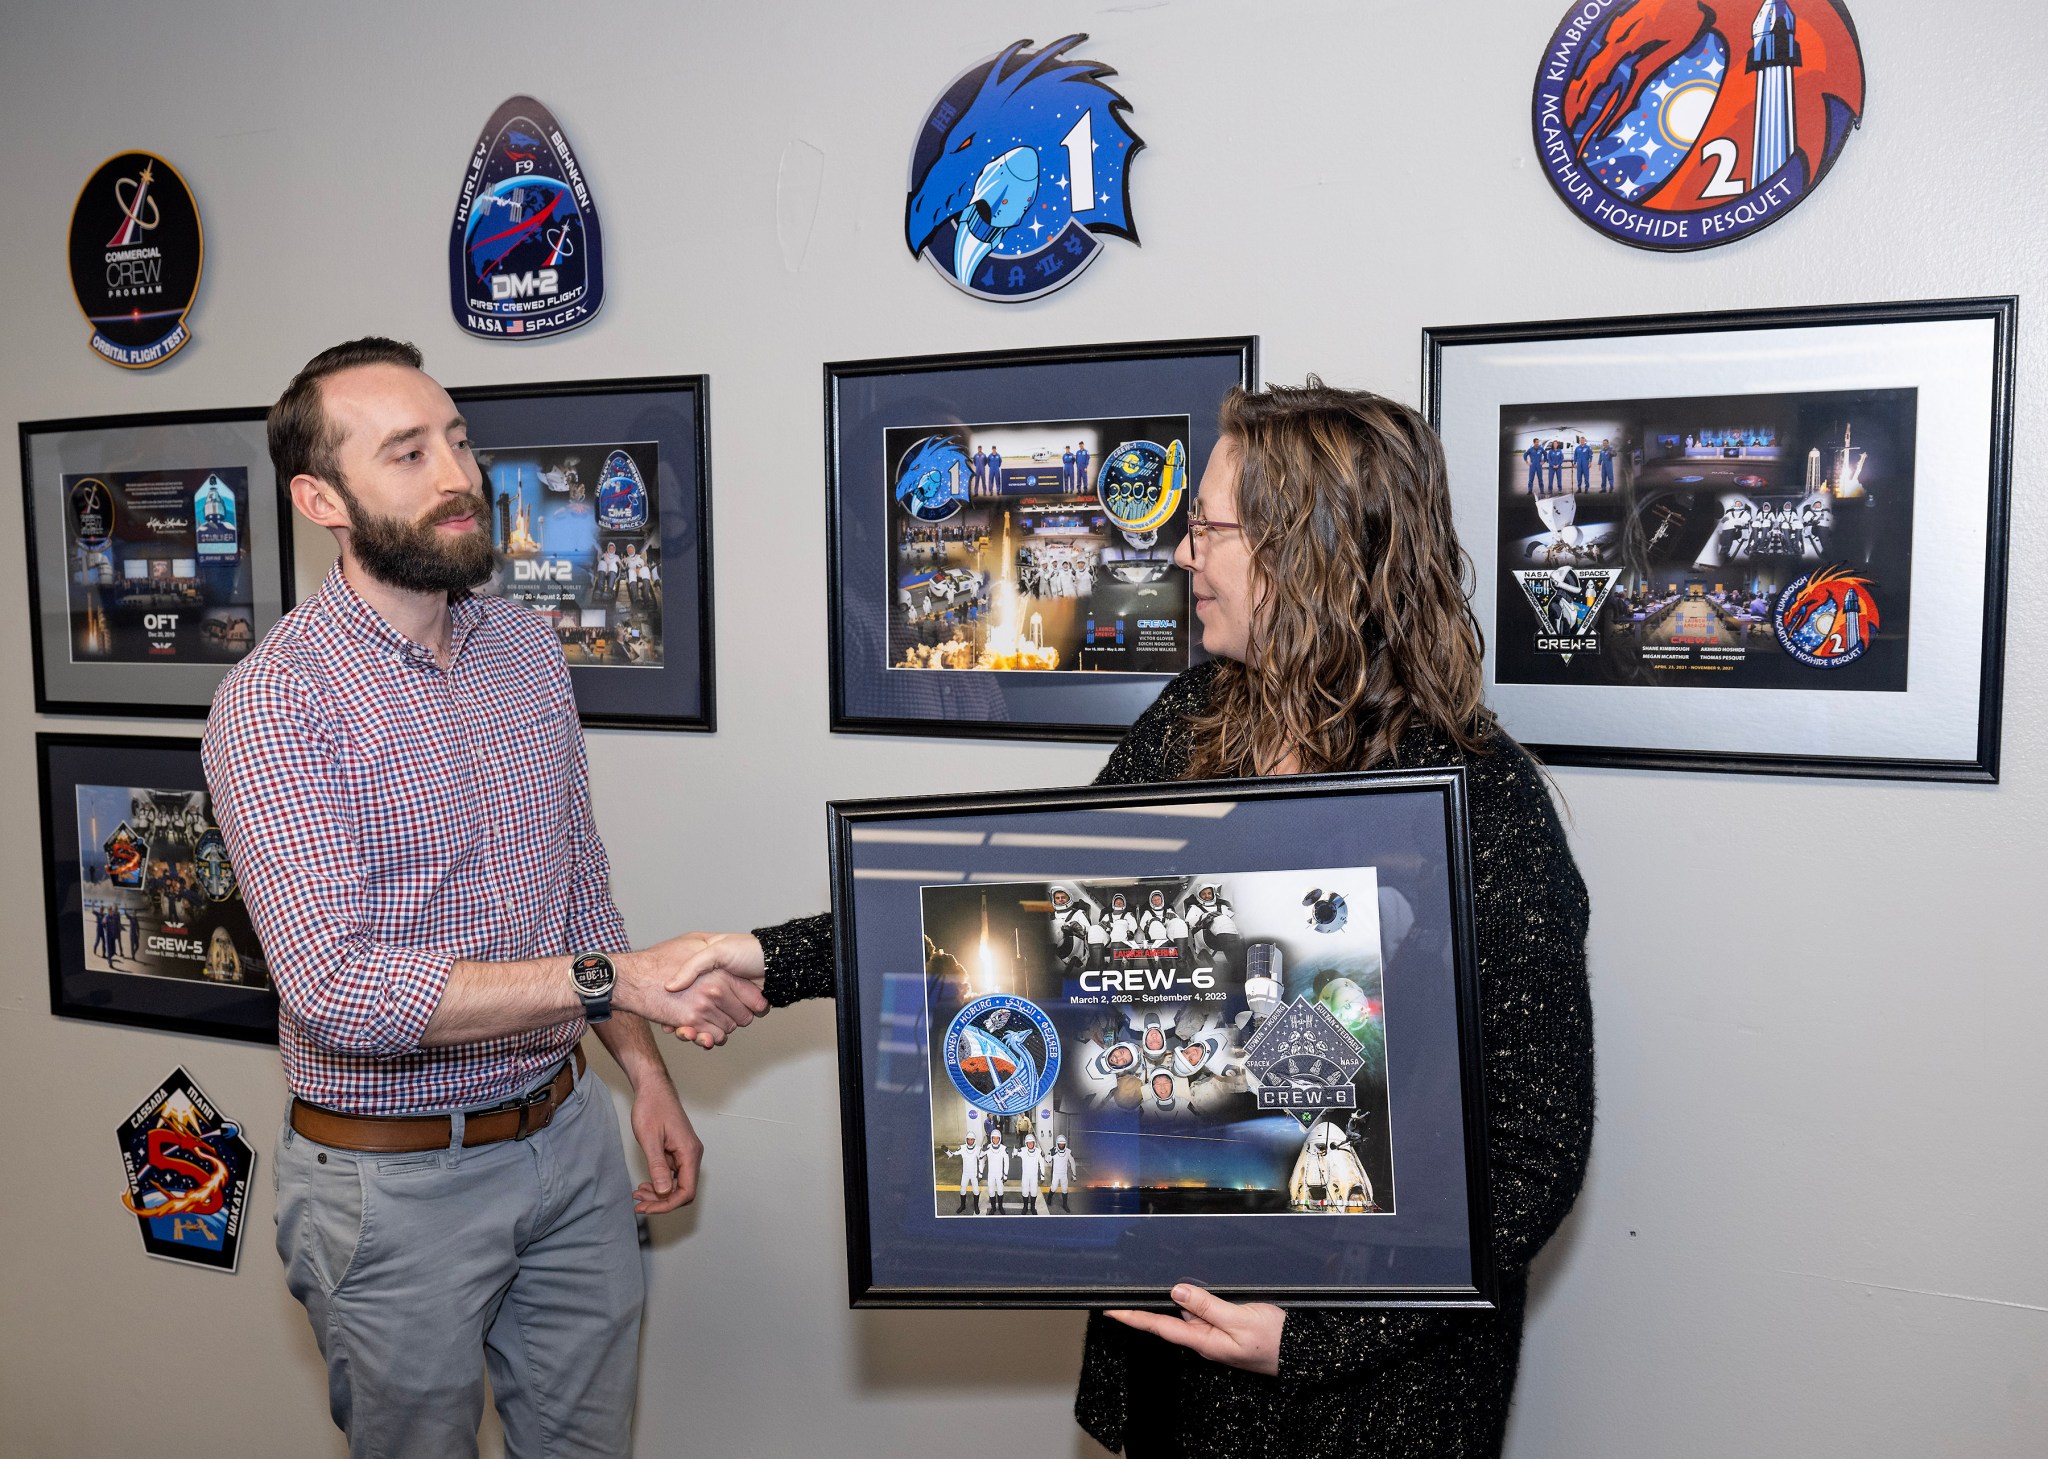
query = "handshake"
xmin=612 ymin=932 xmax=773 ymax=1049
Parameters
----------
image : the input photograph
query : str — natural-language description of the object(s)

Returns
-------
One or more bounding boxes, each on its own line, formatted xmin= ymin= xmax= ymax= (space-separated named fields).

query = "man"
xmin=1062 ymin=442 xmax=1077 ymax=491
xmin=1017 ymin=1134 xmax=1046 ymax=1215
xmin=983 ymin=1126 xmax=1009 ymax=1214
xmin=1523 ymin=437 xmax=1542 ymax=493
xmin=202 ymin=338 xmax=766 ymax=1459
xmin=1074 ymin=439 xmax=1090 ymax=492
xmin=1573 ymin=435 xmax=1592 ymax=491
xmin=953 ymin=1132 xmax=982 ymax=1214
xmin=1049 ymin=1134 xmax=1076 ymax=1213
xmin=1599 ymin=437 xmax=1616 ymax=491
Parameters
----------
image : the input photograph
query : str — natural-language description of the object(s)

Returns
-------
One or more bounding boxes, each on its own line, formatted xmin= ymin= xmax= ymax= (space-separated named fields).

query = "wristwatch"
xmin=570 ymin=952 xmax=616 ymax=1024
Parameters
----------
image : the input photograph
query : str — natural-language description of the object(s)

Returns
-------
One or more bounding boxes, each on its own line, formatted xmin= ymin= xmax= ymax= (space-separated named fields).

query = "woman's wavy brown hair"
xmin=1183 ymin=379 xmax=1496 ymax=778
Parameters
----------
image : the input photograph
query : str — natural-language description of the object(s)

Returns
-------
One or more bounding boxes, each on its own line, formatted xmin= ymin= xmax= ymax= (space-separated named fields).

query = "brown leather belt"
xmin=290 ymin=1047 xmax=585 ymax=1154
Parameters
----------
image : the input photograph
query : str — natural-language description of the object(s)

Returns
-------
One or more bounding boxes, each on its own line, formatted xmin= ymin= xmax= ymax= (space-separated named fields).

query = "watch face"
xmin=571 ymin=953 xmax=615 ymax=996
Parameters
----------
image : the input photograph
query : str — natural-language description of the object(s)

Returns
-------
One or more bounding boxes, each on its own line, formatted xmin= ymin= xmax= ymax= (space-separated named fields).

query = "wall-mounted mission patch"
xmin=115 ymin=1067 xmax=255 ymax=1272
xmin=68 ymin=151 xmax=203 ymax=368
xmin=905 ymin=34 xmax=1142 ymax=302
xmin=450 ymin=97 xmax=605 ymax=339
xmin=1532 ymin=0 xmax=1865 ymax=251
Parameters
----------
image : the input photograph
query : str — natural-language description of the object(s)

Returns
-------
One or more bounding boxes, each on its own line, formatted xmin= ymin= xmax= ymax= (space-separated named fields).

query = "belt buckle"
xmin=513 ymin=1080 xmax=557 ymax=1141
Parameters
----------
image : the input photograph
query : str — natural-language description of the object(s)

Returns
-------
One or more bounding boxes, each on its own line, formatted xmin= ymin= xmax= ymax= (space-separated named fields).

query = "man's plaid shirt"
xmin=202 ymin=562 xmax=628 ymax=1114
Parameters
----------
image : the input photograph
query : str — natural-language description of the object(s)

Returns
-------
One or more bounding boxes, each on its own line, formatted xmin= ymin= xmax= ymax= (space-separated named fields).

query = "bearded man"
xmin=201 ymin=338 xmax=765 ymax=1458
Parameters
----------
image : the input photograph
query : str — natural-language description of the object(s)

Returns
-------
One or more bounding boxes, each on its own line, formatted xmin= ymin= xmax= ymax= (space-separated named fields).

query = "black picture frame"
xmin=39 ymin=732 xmax=279 ymax=1044
xmin=825 ymin=337 xmax=1257 ymax=741
xmin=448 ymin=374 xmax=716 ymax=731
xmin=828 ymin=771 xmax=1493 ymax=1309
xmin=21 ymin=406 xmax=294 ymax=718
xmin=1423 ymin=297 xmax=2015 ymax=781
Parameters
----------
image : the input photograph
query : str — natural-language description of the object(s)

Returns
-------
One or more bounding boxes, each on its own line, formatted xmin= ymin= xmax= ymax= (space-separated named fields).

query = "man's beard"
xmin=340 ymin=486 xmax=496 ymax=595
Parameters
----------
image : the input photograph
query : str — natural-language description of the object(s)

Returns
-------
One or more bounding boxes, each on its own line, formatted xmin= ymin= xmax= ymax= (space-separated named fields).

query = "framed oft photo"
xmin=828 ymin=771 xmax=1493 ymax=1308
xmin=1424 ymin=298 xmax=2015 ymax=781
xmin=21 ymin=407 xmax=292 ymax=717
xmin=39 ymin=733 xmax=278 ymax=1044
xmin=449 ymin=375 xmax=715 ymax=731
xmin=825 ymin=337 xmax=1256 ymax=741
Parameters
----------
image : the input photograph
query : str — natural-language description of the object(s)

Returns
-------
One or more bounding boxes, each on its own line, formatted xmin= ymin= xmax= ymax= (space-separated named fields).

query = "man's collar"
xmin=313 ymin=560 xmax=491 ymax=667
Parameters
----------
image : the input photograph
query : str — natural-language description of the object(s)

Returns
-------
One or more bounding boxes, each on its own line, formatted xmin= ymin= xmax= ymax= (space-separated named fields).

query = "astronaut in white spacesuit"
xmin=952 ymin=1134 xmax=982 ymax=1214
xmin=982 ymin=1127 xmax=1010 ymax=1214
xmin=1049 ymin=1135 xmax=1076 ymax=1213
xmin=1017 ymin=1134 xmax=1047 ymax=1214
xmin=1180 ymin=880 xmax=1240 ymax=974
xmin=1047 ymin=883 xmax=1101 ymax=974
xmin=1138 ymin=887 xmax=1186 ymax=970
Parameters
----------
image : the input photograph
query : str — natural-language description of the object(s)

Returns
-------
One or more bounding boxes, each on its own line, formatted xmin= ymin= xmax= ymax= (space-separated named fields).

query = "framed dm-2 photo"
xmin=1425 ymin=298 xmax=2015 ymax=781
xmin=449 ymin=375 xmax=715 ymax=731
xmin=825 ymin=337 xmax=1256 ymax=741
xmin=827 ymin=770 xmax=1492 ymax=1308
xmin=21 ymin=407 xmax=292 ymax=717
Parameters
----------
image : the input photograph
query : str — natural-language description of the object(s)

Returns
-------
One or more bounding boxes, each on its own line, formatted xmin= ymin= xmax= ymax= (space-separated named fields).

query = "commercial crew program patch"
xmin=68 ymin=151 xmax=203 ymax=368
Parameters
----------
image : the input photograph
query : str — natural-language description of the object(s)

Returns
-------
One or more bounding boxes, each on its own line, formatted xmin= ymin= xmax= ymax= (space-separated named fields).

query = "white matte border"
xmin=1434 ymin=313 xmax=2002 ymax=769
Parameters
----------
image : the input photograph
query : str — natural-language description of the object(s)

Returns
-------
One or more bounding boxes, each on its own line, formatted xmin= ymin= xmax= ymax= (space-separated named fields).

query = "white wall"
xmin=2 ymin=2 xmax=2043 ymax=1455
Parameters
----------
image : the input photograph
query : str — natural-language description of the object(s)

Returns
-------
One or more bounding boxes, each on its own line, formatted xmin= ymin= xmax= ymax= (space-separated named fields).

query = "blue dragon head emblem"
xmin=894 ymin=433 xmax=970 ymax=521
xmin=905 ymin=34 xmax=1143 ymax=301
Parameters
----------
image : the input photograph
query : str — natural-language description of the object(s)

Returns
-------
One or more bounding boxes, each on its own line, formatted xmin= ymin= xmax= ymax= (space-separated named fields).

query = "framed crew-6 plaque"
xmin=39 ymin=733 xmax=278 ymax=1043
xmin=449 ymin=375 xmax=714 ymax=730
xmin=1425 ymin=298 xmax=2014 ymax=780
xmin=22 ymin=407 xmax=292 ymax=717
xmin=826 ymin=337 xmax=1255 ymax=740
xmin=829 ymin=771 xmax=1492 ymax=1308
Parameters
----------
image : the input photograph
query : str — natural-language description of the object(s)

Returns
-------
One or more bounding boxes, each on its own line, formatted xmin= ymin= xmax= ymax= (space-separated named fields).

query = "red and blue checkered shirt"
xmin=202 ymin=562 xmax=628 ymax=1114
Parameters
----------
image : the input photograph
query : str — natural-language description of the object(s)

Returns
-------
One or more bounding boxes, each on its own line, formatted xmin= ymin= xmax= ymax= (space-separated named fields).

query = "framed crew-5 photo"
xmin=1425 ymin=298 xmax=2014 ymax=781
xmin=829 ymin=771 xmax=1492 ymax=1308
xmin=826 ymin=337 xmax=1256 ymax=740
xmin=39 ymin=733 xmax=278 ymax=1043
xmin=22 ymin=407 xmax=291 ymax=717
xmin=450 ymin=374 xmax=715 ymax=731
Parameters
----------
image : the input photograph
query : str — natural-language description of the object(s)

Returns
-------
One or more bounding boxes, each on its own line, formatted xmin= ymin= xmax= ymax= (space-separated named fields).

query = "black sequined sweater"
xmin=755 ymin=662 xmax=1595 ymax=1458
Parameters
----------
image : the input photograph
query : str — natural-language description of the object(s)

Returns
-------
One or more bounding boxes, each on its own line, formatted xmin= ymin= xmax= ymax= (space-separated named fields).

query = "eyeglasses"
xmin=1185 ymin=509 xmax=1242 ymax=547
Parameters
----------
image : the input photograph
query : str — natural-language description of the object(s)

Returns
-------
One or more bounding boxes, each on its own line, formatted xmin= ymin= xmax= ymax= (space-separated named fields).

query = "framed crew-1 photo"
xmin=449 ymin=374 xmax=715 ymax=731
xmin=826 ymin=337 xmax=1256 ymax=740
xmin=22 ymin=407 xmax=291 ymax=717
xmin=829 ymin=771 xmax=1492 ymax=1308
xmin=1425 ymin=298 xmax=2014 ymax=781
xmin=39 ymin=733 xmax=278 ymax=1043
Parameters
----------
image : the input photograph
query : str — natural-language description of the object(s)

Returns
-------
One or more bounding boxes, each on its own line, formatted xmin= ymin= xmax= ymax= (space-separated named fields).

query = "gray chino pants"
xmin=275 ymin=1062 xmax=644 ymax=1458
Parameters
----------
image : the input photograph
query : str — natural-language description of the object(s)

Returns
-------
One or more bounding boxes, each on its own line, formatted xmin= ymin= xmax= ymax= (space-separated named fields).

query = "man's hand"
xmin=658 ymin=932 xmax=767 ymax=993
xmin=627 ymin=1074 xmax=702 ymax=1214
xmin=650 ymin=933 xmax=769 ymax=1048
xmin=1104 ymin=1284 xmax=1285 ymax=1377
xmin=616 ymin=937 xmax=770 ymax=1049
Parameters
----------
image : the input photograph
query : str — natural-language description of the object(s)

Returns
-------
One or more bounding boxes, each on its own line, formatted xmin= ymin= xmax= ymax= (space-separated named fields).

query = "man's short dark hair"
xmin=269 ymin=337 xmax=424 ymax=492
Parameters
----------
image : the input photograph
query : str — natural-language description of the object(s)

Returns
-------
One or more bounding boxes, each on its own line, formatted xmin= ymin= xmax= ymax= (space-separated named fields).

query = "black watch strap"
xmin=570 ymin=951 xmax=616 ymax=1025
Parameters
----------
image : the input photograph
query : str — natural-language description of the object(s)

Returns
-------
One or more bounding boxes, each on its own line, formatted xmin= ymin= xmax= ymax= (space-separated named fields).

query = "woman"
xmin=673 ymin=382 xmax=1594 ymax=1457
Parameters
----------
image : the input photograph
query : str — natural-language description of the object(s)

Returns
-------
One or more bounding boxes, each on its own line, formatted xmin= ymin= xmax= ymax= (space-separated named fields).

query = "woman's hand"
xmin=1105 ymin=1284 xmax=1285 ymax=1377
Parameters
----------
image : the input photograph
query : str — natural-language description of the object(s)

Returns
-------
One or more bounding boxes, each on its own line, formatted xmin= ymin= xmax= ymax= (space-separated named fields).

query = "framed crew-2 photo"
xmin=1425 ymin=298 xmax=2014 ymax=780
xmin=829 ymin=771 xmax=1492 ymax=1308
xmin=450 ymin=375 xmax=715 ymax=731
xmin=21 ymin=407 xmax=292 ymax=717
xmin=39 ymin=733 xmax=278 ymax=1043
xmin=825 ymin=338 xmax=1256 ymax=740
